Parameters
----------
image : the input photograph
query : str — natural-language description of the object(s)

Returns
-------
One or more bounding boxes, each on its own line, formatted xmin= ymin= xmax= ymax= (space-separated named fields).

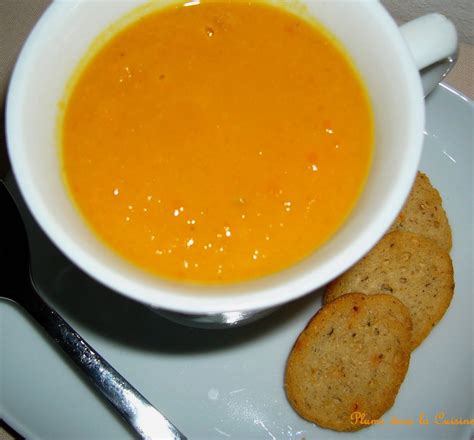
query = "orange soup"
xmin=61 ymin=1 xmax=373 ymax=284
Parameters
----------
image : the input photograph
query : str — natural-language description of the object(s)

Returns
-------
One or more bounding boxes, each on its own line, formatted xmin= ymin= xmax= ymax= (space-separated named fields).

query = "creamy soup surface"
xmin=61 ymin=1 xmax=374 ymax=284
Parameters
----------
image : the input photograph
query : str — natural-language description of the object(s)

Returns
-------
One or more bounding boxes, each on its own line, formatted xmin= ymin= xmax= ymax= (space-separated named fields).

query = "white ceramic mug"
xmin=6 ymin=0 xmax=457 ymax=326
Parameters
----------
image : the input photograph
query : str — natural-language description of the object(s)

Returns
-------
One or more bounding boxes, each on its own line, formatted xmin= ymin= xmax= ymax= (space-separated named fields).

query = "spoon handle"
xmin=20 ymin=282 xmax=186 ymax=440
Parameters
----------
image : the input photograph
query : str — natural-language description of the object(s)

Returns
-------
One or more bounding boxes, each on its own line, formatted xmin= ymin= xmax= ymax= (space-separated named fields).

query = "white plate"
xmin=1 ymin=84 xmax=472 ymax=439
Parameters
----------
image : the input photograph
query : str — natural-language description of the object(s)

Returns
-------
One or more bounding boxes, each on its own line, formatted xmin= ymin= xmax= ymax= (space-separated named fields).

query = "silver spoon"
xmin=0 ymin=180 xmax=186 ymax=440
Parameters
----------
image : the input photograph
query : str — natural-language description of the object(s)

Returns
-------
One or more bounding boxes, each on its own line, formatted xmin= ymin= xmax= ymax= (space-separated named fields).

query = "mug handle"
xmin=399 ymin=13 xmax=458 ymax=96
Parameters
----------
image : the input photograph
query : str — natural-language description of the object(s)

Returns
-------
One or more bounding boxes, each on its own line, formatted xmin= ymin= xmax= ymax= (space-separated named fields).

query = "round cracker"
xmin=324 ymin=231 xmax=454 ymax=349
xmin=285 ymin=293 xmax=412 ymax=432
xmin=389 ymin=172 xmax=452 ymax=251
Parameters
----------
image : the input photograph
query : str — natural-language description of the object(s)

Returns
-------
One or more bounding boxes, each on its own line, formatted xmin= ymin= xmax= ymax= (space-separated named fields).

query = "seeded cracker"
xmin=285 ymin=293 xmax=412 ymax=432
xmin=389 ymin=172 xmax=452 ymax=251
xmin=324 ymin=231 xmax=454 ymax=349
